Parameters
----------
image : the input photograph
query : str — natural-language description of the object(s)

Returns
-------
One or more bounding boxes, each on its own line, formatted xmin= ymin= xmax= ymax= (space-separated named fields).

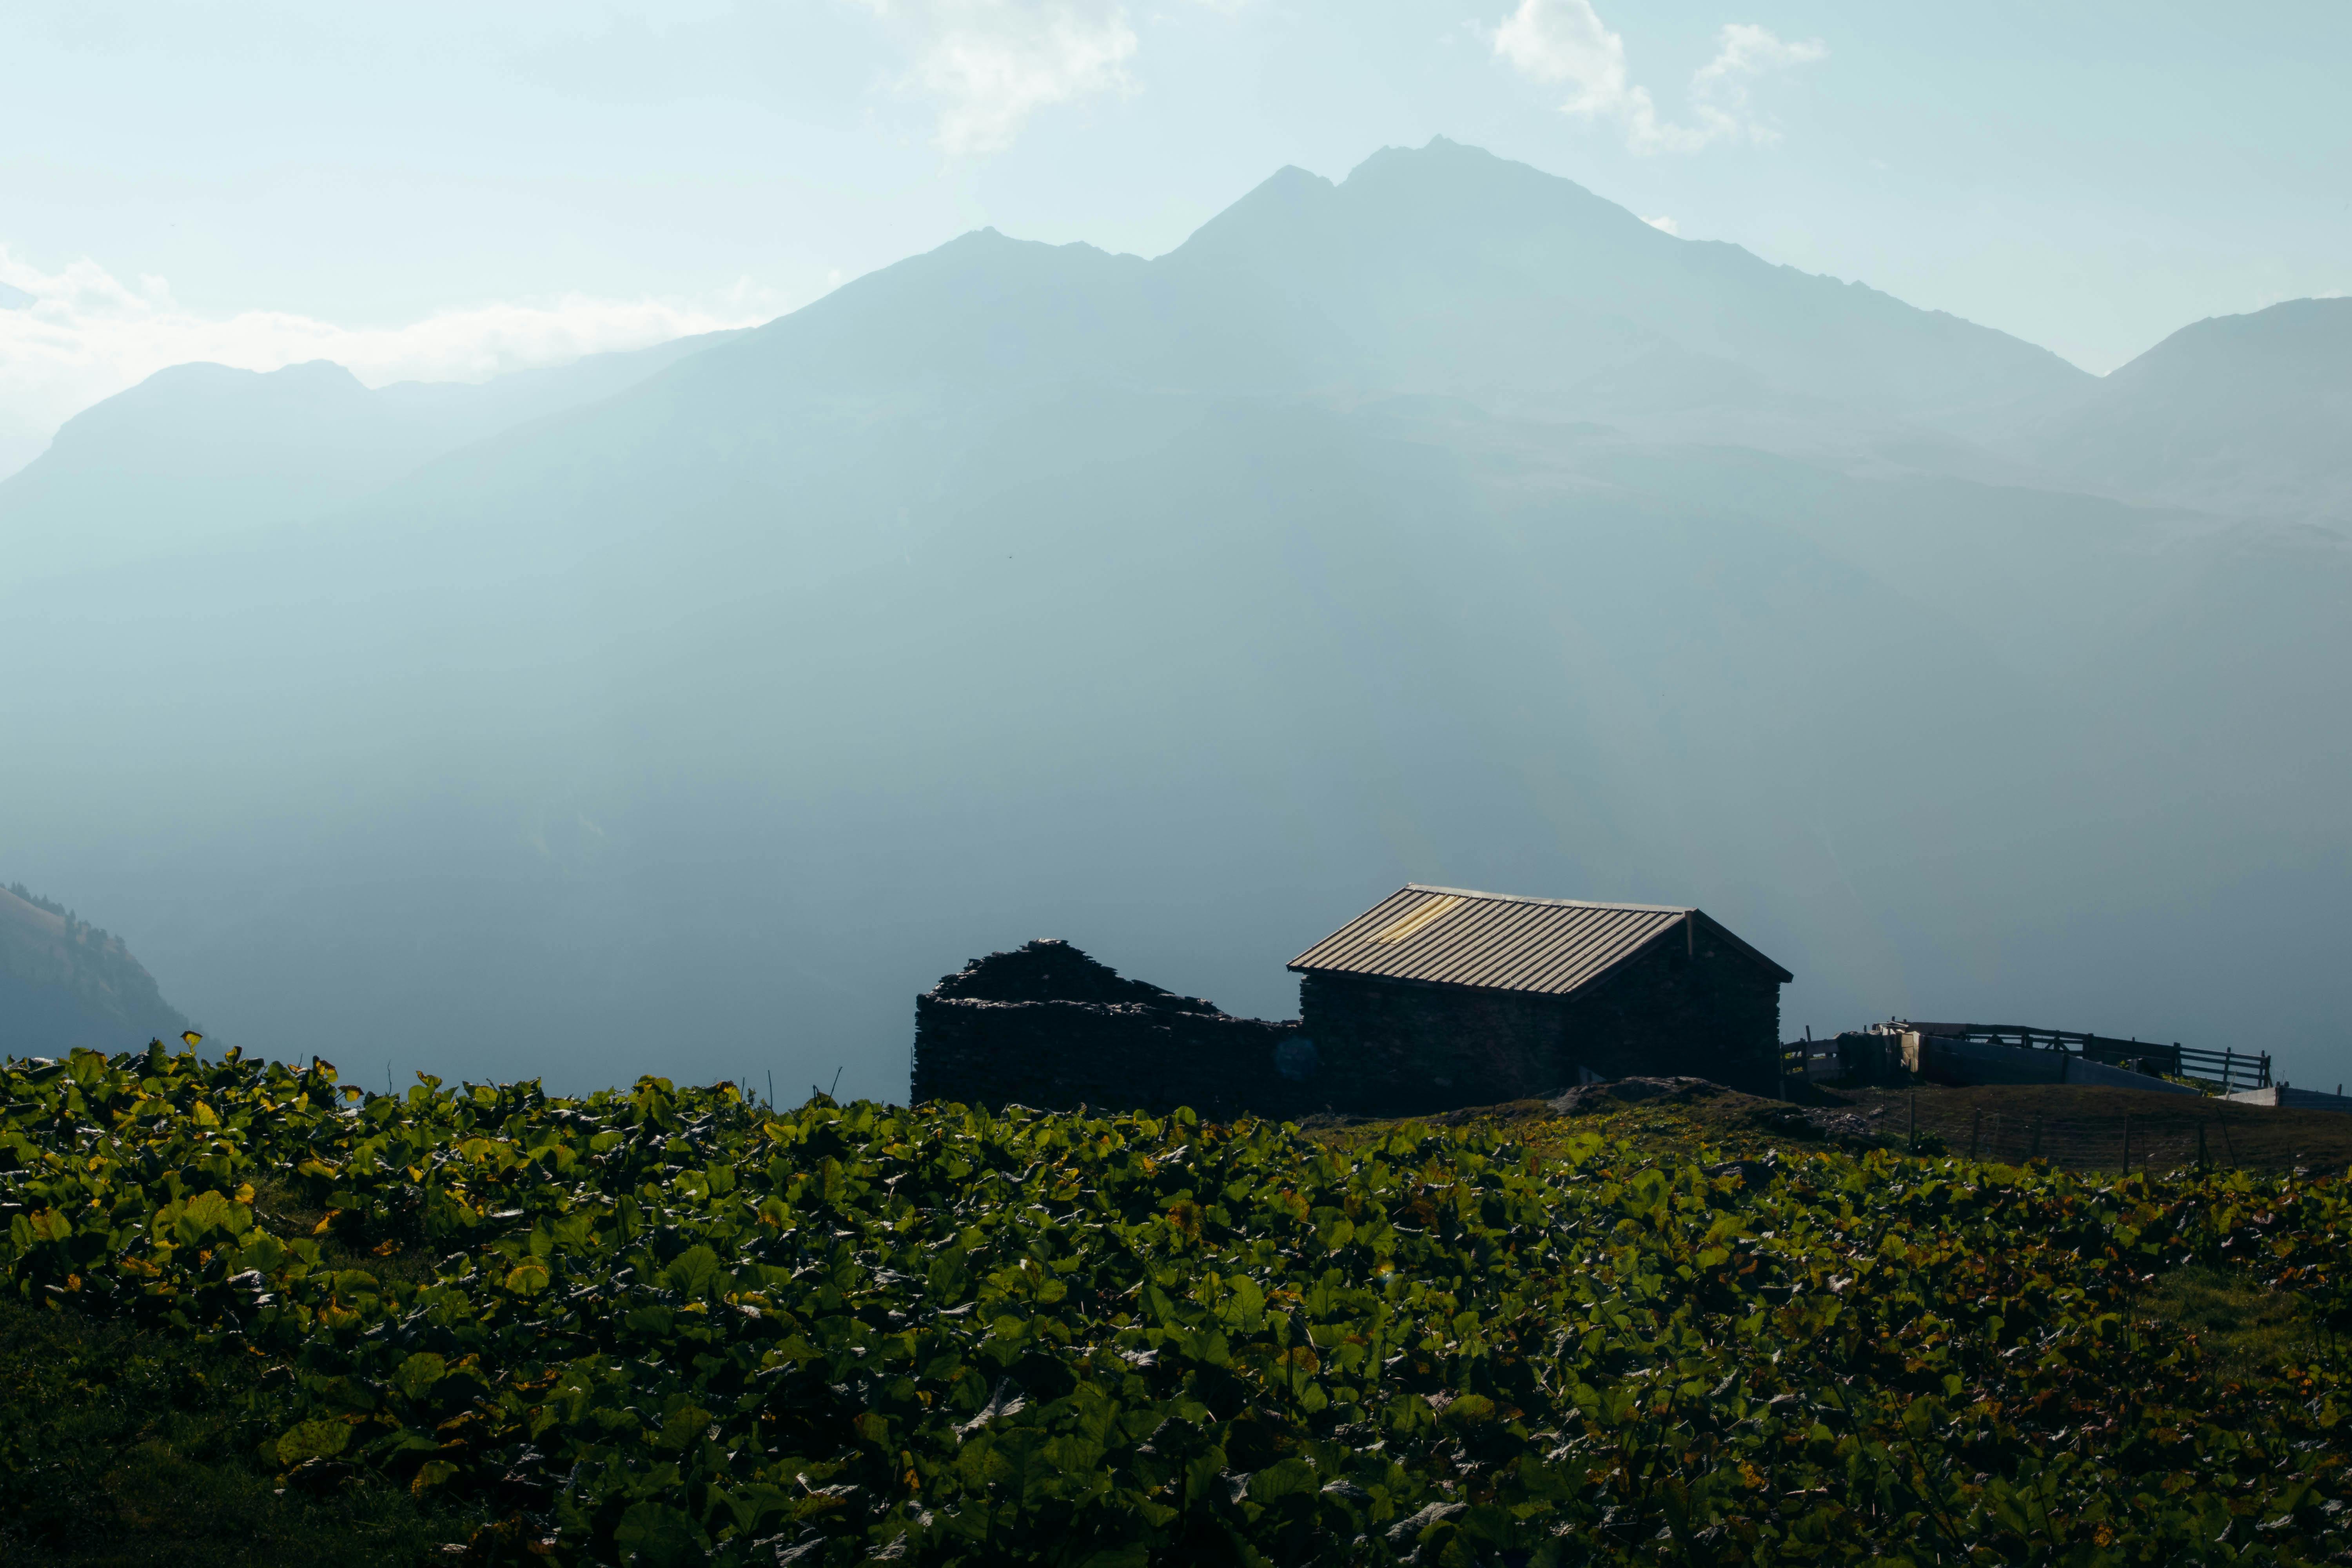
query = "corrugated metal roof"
xmin=1287 ymin=884 xmax=1791 ymax=995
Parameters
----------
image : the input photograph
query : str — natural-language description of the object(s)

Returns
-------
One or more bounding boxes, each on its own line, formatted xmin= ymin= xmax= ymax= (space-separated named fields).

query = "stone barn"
xmin=1289 ymin=885 xmax=1791 ymax=1113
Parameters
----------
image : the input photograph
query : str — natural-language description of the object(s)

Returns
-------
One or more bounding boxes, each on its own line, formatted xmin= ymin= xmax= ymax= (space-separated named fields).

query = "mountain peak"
xmin=1163 ymin=163 xmax=1339 ymax=270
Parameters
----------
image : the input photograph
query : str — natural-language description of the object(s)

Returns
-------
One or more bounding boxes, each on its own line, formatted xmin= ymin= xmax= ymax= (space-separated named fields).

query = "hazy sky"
xmin=4 ymin=0 xmax=2347 ymax=477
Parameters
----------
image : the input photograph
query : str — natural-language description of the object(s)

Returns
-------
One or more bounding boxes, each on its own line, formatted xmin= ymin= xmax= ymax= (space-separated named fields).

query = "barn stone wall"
xmin=1295 ymin=972 xmax=1566 ymax=1116
xmin=911 ymin=940 xmax=1319 ymax=1120
xmin=1302 ymin=936 xmax=1783 ymax=1114
xmin=1553 ymin=939 xmax=1783 ymax=1095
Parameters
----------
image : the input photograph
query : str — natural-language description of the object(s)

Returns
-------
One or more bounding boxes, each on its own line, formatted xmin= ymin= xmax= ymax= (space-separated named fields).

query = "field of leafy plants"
xmin=4 ymin=1042 xmax=2350 ymax=1566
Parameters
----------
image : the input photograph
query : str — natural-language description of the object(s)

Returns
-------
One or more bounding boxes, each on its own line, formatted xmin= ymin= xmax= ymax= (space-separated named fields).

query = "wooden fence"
xmin=1918 ymin=1025 xmax=2269 ymax=1094
xmin=1779 ymin=1025 xmax=2270 ymax=1096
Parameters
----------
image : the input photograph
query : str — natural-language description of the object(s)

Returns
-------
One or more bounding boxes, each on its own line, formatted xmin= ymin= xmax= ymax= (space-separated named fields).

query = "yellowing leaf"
xmin=274 ymin=1419 xmax=352 ymax=1466
xmin=505 ymin=1261 xmax=551 ymax=1295
xmin=174 ymin=1191 xmax=235 ymax=1243
xmin=397 ymin=1352 xmax=449 ymax=1398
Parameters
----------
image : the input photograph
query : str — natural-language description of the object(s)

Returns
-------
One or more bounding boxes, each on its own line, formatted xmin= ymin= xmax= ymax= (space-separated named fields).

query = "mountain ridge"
xmin=2034 ymin=296 xmax=2352 ymax=521
xmin=0 ymin=328 xmax=749 ymax=585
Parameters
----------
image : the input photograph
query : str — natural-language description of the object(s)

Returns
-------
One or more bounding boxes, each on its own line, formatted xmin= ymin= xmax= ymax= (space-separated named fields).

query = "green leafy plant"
xmin=3 ymin=1043 xmax=2347 ymax=1566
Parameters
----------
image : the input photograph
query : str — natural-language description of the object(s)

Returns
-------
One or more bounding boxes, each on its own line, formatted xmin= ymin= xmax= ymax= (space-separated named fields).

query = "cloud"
xmin=1641 ymin=214 xmax=1681 ymax=234
xmin=0 ymin=245 xmax=776 ymax=481
xmin=1493 ymin=1 xmax=1823 ymax=154
xmin=1688 ymin=22 xmax=1827 ymax=138
xmin=858 ymin=0 xmax=1139 ymax=155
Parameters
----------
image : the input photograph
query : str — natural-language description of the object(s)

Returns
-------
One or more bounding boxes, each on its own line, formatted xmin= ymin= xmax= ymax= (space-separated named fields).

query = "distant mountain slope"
xmin=2031 ymin=298 xmax=2352 ymax=521
xmin=0 ymin=328 xmax=746 ymax=586
xmin=0 ymin=884 xmax=187 ymax=1055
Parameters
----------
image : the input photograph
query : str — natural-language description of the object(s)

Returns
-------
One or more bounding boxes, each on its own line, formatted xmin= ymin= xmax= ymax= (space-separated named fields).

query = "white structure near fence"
xmin=2225 ymin=1084 xmax=2352 ymax=1114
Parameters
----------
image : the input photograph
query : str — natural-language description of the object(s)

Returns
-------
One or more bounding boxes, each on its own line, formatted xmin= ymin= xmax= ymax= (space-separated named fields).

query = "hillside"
xmin=0 ymin=328 xmax=745 ymax=586
xmin=0 ymin=140 xmax=2345 ymax=1096
xmin=0 ymin=884 xmax=186 ymax=1053
xmin=2 ymin=1048 xmax=2346 ymax=1565
xmin=2029 ymin=297 xmax=2352 ymax=521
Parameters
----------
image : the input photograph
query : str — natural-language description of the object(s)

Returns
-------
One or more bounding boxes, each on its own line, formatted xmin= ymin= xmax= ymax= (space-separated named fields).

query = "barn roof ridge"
xmin=1402 ymin=883 xmax=1696 ymax=915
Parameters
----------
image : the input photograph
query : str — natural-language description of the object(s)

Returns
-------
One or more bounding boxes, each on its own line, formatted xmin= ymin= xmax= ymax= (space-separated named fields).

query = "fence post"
xmin=1908 ymin=1091 xmax=1917 ymax=1155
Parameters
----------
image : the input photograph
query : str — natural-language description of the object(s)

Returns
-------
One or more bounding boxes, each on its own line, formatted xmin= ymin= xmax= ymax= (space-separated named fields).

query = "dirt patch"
xmin=1545 ymin=1076 xmax=1726 ymax=1114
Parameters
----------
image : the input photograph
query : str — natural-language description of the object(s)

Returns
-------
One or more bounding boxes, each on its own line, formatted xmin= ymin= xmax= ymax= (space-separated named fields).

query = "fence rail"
xmin=1778 ymin=1035 xmax=1871 ymax=1089
xmin=1918 ymin=1025 xmax=2270 ymax=1094
xmin=1777 ymin=1025 xmax=2272 ymax=1096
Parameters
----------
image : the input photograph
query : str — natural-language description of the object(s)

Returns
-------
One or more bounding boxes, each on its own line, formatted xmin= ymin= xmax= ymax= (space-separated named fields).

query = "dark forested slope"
xmin=0 ymin=885 xmax=187 ymax=1054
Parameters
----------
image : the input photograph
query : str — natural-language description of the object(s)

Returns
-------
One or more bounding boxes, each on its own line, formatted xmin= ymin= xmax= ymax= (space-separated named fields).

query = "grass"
xmin=0 ymin=1296 xmax=476 ymax=1568
xmin=1842 ymin=1082 xmax=2352 ymax=1174
xmin=1431 ymin=1076 xmax=2352 ymax=1176
xmin=2140 ymin=1264 xmax=2332 ymax=1384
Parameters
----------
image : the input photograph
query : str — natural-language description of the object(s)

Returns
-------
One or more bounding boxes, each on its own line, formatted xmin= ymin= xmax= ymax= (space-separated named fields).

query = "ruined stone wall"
xmin=912 ymin=996 xmax=1314 ymax=1120
xmin=910 ymin=941 xmax=1321 ymax=1119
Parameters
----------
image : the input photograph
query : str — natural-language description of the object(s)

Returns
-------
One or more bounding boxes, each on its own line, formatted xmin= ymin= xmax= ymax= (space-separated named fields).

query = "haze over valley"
xmin=3 ymin=140 xmax=2346 ymax=1096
